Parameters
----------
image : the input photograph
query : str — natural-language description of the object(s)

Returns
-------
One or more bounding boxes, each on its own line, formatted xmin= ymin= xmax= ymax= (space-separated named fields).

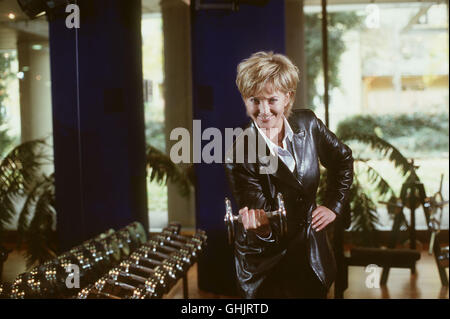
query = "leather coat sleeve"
xmin=224 ymin=161 xmax=287 ymax=298
xmin=314 ymin=115 xmax=354 ymax=217
xmin=224 ymin=161 xmax=281 ymax=248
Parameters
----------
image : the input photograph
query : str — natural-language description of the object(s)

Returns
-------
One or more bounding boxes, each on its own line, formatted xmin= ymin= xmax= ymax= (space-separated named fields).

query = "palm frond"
xmin=146 ymin=145 xmax=193 ymax=197
xmin=356 ymin=160 xmax=396 ymax=199
xmin=16 ymin=177 xmax=50 ymax=248
xmin=317 ymin=164 xmax=381 ymax=246
xmin=0 ymin=139 xmax=50 ymax=234
xmin=349 ymin=176 xmax=381 ymax=247
xmin=338 ymin=131 xmax=413 ymax=177
xmin=22 ymin=174 xmax=57 ymax=269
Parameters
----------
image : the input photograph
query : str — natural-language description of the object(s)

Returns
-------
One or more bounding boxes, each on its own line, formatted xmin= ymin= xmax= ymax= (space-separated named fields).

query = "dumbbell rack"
xmin=0 ymin=222 xmax=207 ymax=299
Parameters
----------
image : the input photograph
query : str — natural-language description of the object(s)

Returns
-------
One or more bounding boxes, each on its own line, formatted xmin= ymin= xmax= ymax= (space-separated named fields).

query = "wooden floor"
xmin=2 ymin=248 xmax=448 ymax=299
xmin=165 ymin=251 xmax=449 ymax=299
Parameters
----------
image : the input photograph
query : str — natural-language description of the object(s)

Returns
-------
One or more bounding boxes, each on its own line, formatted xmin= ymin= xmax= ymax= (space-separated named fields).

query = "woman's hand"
xmin=239 ymin=207 xmax=271 ymax=237
xmin=311 ymin=206 xmax=336 ymax=232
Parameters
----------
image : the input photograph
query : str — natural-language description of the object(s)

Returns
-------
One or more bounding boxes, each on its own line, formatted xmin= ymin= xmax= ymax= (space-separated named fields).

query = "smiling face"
xmin=244 ymin=83 xmax=291 ymax=138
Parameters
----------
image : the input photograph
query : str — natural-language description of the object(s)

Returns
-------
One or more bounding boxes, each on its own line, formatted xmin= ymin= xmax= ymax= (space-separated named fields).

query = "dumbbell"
xmin=115 ymin=229 xmax=141 ymax=252
xmin=82 ymin=276 xmax=136 ymax=299
xmin=97 ymin=236 xmax=122 ymax=264
xmin=150 ymin=234 xmax=200 ymax=258
xmin=166 ymin=222 xmax=182 ymax=235
xmin=58 ymin=250 xmax=101 ymax=286
xmin=10 ymin=271 xmax=41 ymax=299
xmin=129 ymin=251 xmax=181 ymax=280
xmin=106 ymin=267 xmax=164 ymax=298
xmin=163 ymin=224 xmax=207 ymax=241
xmin=81 ymin=240 xmax=114 ymax=272
xmin=107 ymin=232 xmax=131 ymax=259
xmin=159 ymin=230 xmax=206 ymax=252
xmin=127 ymin=221 xmax=148 ymax=245
xmin=80 ymin=272 xmax=162 ymax=299
xmin=118 ymin=260 xmax=174 ymax=293
xmin=224 ymin=192 xmax=287 ymax=244
xmin=23 ymin=261 xmax=71 ymax=298
xmin=142 ymin=240 xmax=194 ymax=266
xmin=162 ymin=227 xmax=207 ymax=244
xmin=134 ymin=246 xmax=188 ymax=272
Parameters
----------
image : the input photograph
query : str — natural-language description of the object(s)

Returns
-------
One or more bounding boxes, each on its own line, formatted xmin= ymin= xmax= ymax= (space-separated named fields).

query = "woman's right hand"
xmin=239 ymin=207 xmax=271 ymax=238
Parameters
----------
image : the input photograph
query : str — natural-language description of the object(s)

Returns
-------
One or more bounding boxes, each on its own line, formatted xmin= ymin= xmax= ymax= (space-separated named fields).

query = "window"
xmin=305 ymin=1 xmax=449 ymax=231
xmin=0 ymin=50 xmax=20 ymax=157
xmin=142 ymin=13 xmax=168 ymax=231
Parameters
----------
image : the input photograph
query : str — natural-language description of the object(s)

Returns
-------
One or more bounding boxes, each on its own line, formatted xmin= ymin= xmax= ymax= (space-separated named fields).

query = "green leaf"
xmin=0 ymin=139 xmax=50 ymax=238
xmin=145 ymin=144 xmax=193 ymax=197
xmin=337 ymin=130 xmax=414 ymax=178
xmin=22 ymin=174 xmax=57 ymax=269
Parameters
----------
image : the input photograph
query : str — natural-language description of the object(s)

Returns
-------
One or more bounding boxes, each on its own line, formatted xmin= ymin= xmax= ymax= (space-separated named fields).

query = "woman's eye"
xmin=269 ymin=98 xmax=277 ymax=103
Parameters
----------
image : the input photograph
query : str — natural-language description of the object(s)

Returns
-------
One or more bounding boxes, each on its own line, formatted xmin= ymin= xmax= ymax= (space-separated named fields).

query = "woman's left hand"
xmin=311 ymin=206 xmax=336 ymax=232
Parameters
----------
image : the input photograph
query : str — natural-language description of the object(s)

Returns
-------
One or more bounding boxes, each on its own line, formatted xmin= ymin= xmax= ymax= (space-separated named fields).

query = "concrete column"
xmin=17 ymin=38 xmax=53 ymax=175
xmin=161 ymin=0 xmax=195 ymax=229
xmin=285 ymin=0 xmax=307 ymax=109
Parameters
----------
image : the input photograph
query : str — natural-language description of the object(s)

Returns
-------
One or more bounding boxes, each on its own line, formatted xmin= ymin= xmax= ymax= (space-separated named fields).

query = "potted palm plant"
xmin=0 ymin=139 xmax=55 ymax=270
xmin=0 ymin=140 xmax=193 ymax=274
xmin=326 ymin=115 xmax=437 ymax=247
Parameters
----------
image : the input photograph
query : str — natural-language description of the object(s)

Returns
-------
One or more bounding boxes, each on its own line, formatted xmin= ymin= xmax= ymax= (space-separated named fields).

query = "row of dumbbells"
xmin=0 ymin=222 xmax=206 ymax=299
xmin=0 ymin=222 xmax=147 ymax=299
xmin=77 ymin=225 xmax=207 ymax=299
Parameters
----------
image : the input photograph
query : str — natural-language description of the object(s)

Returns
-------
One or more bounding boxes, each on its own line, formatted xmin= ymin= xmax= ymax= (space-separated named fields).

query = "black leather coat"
xmin=224 ymin=109 xmax=354 ymax=298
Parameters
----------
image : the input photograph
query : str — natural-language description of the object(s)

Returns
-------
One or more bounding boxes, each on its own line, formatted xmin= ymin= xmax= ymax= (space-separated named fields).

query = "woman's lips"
xmin=258 ymin=115 xmax=274 ymax=123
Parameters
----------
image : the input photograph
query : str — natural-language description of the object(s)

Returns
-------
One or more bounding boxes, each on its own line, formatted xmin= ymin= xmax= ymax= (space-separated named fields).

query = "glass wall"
xmin=305 ymin=1 xmax=449 ymax=232
xmin=0 ymin=2 xmax=53 ymax=231
xmin=0 ymin=49 xmax=20 ymax=156
xmin=142 ymin=12 xmax=168 ymax=231
xmin=1 ymin=1 xmax=53 ymax=280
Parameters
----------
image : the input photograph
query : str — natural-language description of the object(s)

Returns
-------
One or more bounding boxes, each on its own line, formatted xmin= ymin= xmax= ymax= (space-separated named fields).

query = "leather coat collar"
xmin=248 ymin=120 xmax=306 ymax=193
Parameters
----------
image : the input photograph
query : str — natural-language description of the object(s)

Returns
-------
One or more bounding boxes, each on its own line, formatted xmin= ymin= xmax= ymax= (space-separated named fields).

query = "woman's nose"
xmin=258 ymin=101 xmax=270 ymax=115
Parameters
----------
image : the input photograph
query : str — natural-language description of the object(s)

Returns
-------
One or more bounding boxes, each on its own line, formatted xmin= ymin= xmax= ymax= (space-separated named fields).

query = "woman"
xmin=224 ymin=51 xmax=354 ymax=298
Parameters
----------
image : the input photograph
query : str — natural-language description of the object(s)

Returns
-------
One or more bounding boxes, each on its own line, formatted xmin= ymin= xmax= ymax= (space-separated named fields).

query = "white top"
xmin=254 ymin=116 xmax=296 ymax=173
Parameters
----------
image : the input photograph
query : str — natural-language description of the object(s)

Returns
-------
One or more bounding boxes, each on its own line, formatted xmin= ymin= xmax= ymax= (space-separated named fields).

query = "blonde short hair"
xmin=236 ymin=51 xmax=299 ymax=117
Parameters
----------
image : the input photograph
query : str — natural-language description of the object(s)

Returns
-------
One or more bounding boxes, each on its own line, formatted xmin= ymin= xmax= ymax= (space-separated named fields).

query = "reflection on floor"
xmin=2 ymin=249 xmax=448 ymax=299
xmin=343 ymin=250 xmax=449 ymax=299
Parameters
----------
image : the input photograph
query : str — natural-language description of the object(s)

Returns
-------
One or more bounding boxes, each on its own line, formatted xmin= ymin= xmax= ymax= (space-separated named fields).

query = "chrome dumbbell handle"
xmin=227 ymin=193 xmax=286 ymax=221
xmin=224 ymin=193 xmax=287 ymax=244
xmin=227 ymin=209 xmax=282 ymax=222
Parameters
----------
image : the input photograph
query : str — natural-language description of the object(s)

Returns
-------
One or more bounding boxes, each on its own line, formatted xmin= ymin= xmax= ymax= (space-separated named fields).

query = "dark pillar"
xmin=191 ymin=0 xmax=286 ymax=295
xmin=285 ymin=0 xmax=307 ymax=109
xmin=49 ymin=0 xmax=148 ymax=251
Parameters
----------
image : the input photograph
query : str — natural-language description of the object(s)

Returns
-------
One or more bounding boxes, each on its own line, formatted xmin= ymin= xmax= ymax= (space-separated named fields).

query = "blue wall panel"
xmin=191 ymin=0 xmax=286 ymax=295
xmin=49 ymin=0 xmax=148 ymax=251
